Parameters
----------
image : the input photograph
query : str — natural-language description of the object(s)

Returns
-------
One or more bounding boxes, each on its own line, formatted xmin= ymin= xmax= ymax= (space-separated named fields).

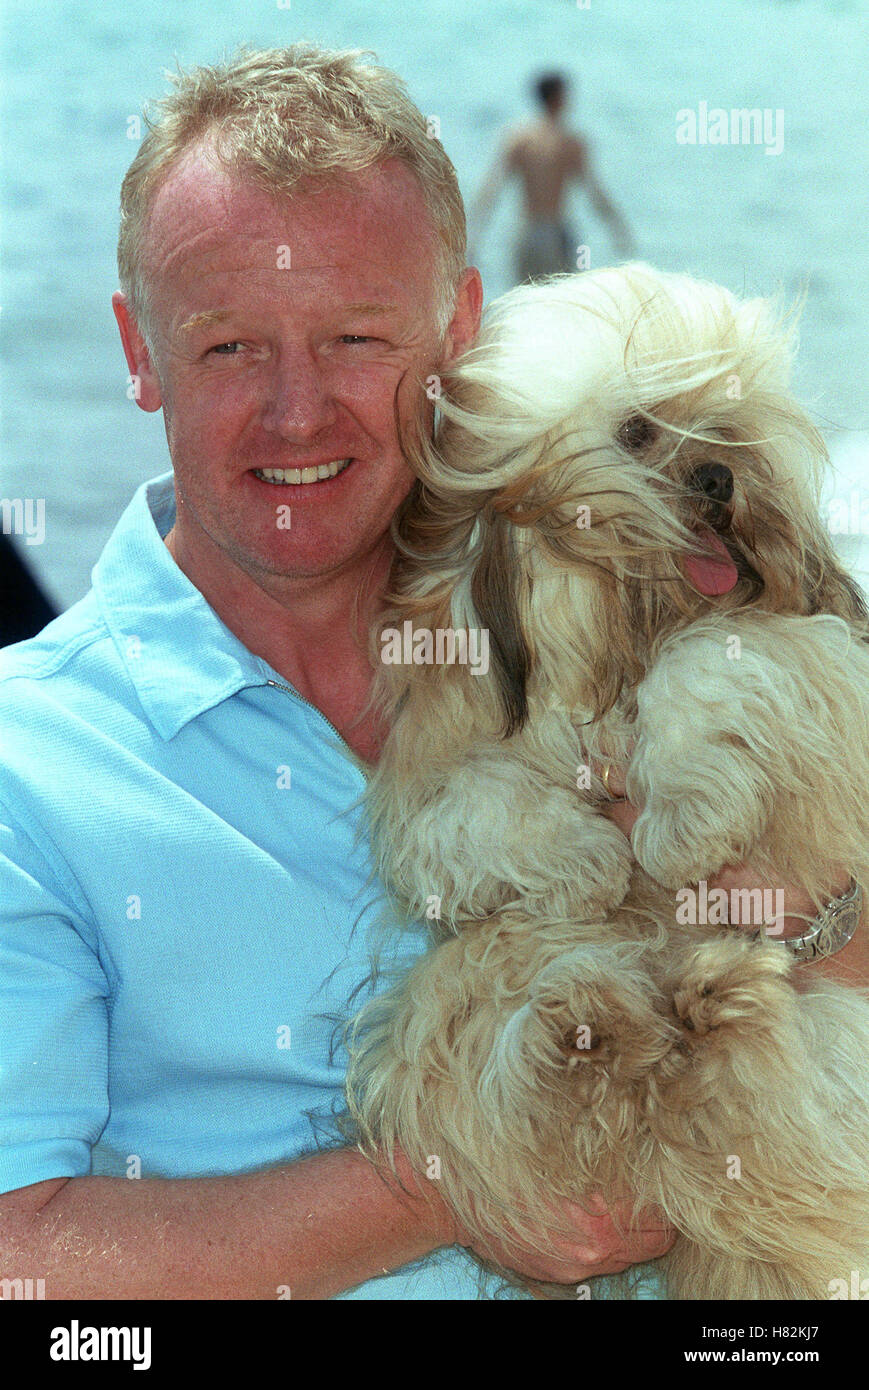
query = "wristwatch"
xmin=779 ymin=879 xmax=863 ymax=965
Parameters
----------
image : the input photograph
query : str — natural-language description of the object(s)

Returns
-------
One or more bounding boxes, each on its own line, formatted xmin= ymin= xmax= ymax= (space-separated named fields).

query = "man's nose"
xmin=259 ymin=351 xmax=339 ymax=440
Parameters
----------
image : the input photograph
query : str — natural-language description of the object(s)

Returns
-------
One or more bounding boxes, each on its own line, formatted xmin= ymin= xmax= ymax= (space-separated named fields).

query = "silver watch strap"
xmin=779 ymin=879 xmax=863 ymax=965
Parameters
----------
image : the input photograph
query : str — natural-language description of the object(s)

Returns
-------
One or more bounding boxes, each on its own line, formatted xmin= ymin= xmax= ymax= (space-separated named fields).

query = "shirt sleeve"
xmin=0 ymin=805 xmax=110 ymax=1194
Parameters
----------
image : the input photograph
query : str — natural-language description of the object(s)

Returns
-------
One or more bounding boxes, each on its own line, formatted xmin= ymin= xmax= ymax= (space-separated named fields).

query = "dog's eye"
xmin=617 ymin=414 xmax=658 ymax=451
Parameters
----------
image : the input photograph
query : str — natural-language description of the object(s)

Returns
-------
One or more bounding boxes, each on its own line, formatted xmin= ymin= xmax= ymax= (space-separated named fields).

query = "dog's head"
xmin=393 ymin=263 xmax=867 ymax=737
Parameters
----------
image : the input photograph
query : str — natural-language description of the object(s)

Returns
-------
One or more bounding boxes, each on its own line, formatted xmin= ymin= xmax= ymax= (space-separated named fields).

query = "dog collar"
xmin=778 ymin=879 xmax=863 ymax=965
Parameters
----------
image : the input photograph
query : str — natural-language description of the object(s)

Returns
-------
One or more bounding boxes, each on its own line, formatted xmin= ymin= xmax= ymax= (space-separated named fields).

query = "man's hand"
xmin=392 ymin=1148 xmax=673 ymax=1286
xmin=597 ymin=762 xmax=869 ymax=989
xmin=699 ymin=860 xmax=869 ymax=990
xmin=451 ymin=1191 xmax=674 ymax=1286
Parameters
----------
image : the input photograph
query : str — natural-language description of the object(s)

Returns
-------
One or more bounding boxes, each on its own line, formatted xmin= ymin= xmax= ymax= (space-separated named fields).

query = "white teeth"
xmin=254 ymin=460 xmax=352 ymax=485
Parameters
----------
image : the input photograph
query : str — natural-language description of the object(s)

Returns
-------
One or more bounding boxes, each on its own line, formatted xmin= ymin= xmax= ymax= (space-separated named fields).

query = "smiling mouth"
xmin=253 ymin=459 xmax=353 ymax=485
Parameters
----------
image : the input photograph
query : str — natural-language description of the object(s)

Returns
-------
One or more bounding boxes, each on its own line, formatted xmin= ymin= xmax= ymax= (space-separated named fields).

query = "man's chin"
xmin=225 ymin=530 xmax=392 ymax=590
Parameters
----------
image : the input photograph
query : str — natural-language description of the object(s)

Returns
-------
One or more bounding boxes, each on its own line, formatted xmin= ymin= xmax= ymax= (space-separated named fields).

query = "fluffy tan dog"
xmin=347 ymin=264 xmax=869 ymax=1299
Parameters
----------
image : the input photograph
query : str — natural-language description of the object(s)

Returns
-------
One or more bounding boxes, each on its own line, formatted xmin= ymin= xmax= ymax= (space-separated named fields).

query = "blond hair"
xmin=117 ymin=44 xmax=467 ymax=346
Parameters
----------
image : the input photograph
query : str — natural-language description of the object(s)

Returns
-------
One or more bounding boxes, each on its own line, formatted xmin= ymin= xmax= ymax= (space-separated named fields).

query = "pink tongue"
xmin=681 ymin=528 xmax=739 ymax=595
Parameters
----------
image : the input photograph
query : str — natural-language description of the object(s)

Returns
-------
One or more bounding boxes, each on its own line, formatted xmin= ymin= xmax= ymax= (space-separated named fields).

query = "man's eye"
xmin=339 ymin=335 xmax=374 ymax=345
xmin=209 ymin=342 xmax=242 ymax=355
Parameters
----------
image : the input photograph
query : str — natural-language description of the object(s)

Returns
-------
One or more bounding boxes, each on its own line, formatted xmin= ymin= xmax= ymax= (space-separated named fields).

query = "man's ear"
xmin=441 ymin=266 xmax=483 ymax=366
xmin=111 ymin=291 xmax=163 ymax=412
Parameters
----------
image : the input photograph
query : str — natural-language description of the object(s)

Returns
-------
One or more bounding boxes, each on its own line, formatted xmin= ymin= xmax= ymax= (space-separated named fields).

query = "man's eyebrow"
xmin=176 ymin=303 xmax=399 ymax=336
xmin=342 ymin=302 xmax=399 ymax=316
xmin=178 ymin=310 xmax=233 ymax=336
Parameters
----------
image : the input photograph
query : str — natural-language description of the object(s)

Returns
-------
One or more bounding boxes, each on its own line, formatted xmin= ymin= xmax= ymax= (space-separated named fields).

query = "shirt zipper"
xmin=265 ymin=678 xmax=369 ymax=781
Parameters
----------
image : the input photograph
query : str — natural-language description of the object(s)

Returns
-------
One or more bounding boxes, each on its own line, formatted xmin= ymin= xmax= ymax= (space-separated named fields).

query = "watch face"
xmin=811 ymin=904 xmax=858 ymax=960
xmin=814 ymin=920 xmax=838 ymax=959
xmin=785 ymin=885 xmax=861 ymax=963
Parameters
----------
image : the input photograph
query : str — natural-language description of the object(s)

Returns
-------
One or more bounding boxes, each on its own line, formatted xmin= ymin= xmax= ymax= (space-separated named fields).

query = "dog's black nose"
xmin=690 ymin=462 xmax=733 ymax=503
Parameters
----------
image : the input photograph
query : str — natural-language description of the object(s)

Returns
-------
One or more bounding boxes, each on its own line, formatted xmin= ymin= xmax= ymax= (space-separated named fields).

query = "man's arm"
xmin=471 ymin=134 xmax=521 ymax=232
xmin=0 ymin=1147 xmax=673 ymax=1299
xmin=0 ymin=800 xmax=672 ymax=1300
xmin=571 ymin=138 xmax=635 ymax=258
xmin=0 ymin=1150 xmax=452 ymax=1301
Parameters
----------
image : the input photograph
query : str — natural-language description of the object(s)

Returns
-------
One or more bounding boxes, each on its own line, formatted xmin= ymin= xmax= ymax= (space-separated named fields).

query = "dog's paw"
xmin=627 ymin=637 xmax=773 ymax=888
xmin=671 ymin=936 xmax=793 ymax=1040
xmin=507 ymin=944 xmax=675 ymax=1096
xmin=379 ymin=757 xmax=634 ymax=925
xmin=629 ymin=787 xmax=761 ymax=889
xmin=672 ymin=976 xmax=727 ymax=1037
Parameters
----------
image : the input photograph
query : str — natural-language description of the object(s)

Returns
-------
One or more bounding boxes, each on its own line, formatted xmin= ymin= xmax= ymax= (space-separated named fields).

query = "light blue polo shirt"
xmin=0 ymin=471 xmax=526 ymax=1300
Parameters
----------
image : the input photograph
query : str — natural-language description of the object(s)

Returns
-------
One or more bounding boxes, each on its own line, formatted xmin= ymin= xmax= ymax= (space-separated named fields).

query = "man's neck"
xmin=164 ymin=521 xmax=393 ymax=760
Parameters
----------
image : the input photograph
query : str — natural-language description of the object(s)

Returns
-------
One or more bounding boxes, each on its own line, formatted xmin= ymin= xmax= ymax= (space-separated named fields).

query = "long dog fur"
xmin=347 ymin=264 xmax=869 ymax=1299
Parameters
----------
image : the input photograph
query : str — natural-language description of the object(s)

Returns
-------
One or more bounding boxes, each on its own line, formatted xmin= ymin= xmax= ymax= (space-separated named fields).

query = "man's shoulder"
xmin=503 ymin=122 xmax=535 ymax=158
xmin=508 ymin=122 xmax=586 ymax=164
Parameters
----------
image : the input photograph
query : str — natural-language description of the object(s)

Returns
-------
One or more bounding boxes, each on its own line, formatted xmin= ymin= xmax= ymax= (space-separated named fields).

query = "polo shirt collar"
xmin=92 ymin=472 xmax=278 ymax=740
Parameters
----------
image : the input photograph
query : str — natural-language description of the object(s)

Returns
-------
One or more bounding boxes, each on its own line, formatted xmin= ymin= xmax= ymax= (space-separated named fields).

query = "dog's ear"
xmin=470 ymin=512 xmax=532 ymax=738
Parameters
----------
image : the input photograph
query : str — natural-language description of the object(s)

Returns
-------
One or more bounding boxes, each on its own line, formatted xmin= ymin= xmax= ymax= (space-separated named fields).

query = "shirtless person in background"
xmin=474 ymin=72 xmax=634 ymax=282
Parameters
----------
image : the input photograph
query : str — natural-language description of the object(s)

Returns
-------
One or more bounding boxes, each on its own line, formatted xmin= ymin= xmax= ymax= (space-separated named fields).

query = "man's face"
xmin=119 ymin=149 xmax=471 ymax=590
